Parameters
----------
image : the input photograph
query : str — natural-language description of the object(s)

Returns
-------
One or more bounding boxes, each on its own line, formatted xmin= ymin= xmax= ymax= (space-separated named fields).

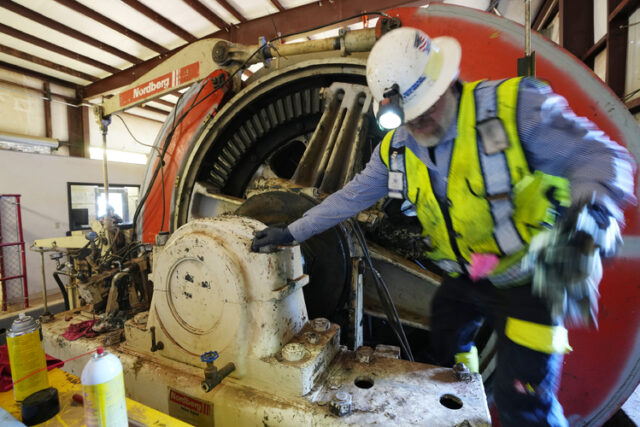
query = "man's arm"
xmin=287 ymin=143 xmax=390 ymax=242
xmin=517 ymin=77 xmax=636 ymax=222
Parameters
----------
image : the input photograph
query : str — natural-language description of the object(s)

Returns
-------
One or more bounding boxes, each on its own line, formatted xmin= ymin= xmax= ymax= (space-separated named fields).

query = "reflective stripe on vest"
xmin=380 ymin=78 xmax=571 ymax=284
xmin=505 ymin=317 xmax=572 ymax=354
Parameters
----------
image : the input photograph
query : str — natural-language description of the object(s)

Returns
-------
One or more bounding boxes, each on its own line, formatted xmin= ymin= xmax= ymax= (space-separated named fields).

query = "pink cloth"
xmin=469 ymin=253 xmax=499 ymax=281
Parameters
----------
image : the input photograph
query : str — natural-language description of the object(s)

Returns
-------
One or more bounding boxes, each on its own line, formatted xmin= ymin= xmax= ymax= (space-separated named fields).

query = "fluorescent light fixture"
xmin=0 ymin=131 xmax=59 ymax=152
xmin=89 ymin=147 xmax=148 ymax=165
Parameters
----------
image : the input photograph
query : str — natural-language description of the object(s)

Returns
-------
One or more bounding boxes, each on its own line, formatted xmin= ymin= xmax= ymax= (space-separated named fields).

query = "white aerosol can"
xmin=81 ymin=347 xmax=128 ymax=426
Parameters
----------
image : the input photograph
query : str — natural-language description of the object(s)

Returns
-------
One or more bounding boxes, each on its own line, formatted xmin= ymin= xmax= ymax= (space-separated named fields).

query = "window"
xmin=67 ymin=182 xmax=140 ymax=231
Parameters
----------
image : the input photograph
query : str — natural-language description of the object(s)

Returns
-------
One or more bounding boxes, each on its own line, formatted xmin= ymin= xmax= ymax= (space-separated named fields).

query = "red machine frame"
xmin=0 ymin=194 xmax=29 ymax=311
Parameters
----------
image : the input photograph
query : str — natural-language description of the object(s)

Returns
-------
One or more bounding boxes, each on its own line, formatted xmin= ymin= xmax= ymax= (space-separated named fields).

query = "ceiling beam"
xmin=182 ymin=0 xmax=230 ymax=30
xmin=147 ymin=98 xmax=176 ymax=108
xmin=53 ymin=0 xmax=169 ymax=54
xmin=0 ymin=22 xmax=120 ymax=73
xmin=559 ymin=0 xmax=593 ymax=60
xmin=0 ymin=0 xmax=141 ymax=65
xmin=532 ymin=0 xmax=558 ymax=31
xmin=0 ymin=44 xmax=98 ymax=82
xmin=84 ymin=0 xmax=413 ymax=98
xmin=0 ymin=60 xmax=78 ymax=88
xmin=121 ymin=111 xmax=165 ymax=124
xmin=138 ymin=105 xmax=170 ymax=115
xmin=216 ymin=0 xmax=247 ymax=22
xmin=121 ymin=0 xmax=197 ymax=42
xmin=270 ymin=0 xmax=286 ymax=12
xmin=0 ymin=77 xmax=77 ymax=103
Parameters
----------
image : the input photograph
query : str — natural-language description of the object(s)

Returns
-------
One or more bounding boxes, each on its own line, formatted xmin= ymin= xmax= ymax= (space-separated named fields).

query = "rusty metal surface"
xmin=43 ymin=310 xmax=489 ymax=426
xmin=309 ymin=349 xmax=489 ymax=426
xmin=291 ymin=82 xmax=374 ymax=194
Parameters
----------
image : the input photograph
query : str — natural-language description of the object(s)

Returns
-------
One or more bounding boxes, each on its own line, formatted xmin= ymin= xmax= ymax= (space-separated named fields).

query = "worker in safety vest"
xmin=252 ymin=27 xmax=635 ymax=426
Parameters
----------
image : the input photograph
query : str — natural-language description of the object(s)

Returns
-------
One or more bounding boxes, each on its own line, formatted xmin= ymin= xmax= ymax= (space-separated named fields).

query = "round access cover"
xmin=152 ymin=218 xmax=252 ymax=356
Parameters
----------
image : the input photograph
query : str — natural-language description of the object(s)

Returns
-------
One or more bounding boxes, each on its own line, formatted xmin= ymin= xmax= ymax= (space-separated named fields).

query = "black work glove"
xmin=251 ymin=226 xmax=295 ymax=253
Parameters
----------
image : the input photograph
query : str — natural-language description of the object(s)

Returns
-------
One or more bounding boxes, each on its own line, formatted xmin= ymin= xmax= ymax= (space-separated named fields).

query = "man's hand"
xmin=523 ymin=203 xmax=619 ymax=328
xmin=251 ymin=226 xmax=295 ymax=252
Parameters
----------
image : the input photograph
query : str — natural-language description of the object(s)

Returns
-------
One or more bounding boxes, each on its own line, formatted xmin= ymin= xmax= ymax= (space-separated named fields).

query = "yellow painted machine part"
xmin=0 ymin=368 xmax=191 ymax=426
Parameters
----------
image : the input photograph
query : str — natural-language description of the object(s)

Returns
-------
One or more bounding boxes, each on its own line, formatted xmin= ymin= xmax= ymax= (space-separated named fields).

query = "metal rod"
xmin=525 ymin=0 xmax=531 ymax=56
xmin=39 ymin=250 xmax=48 ymax=314
xmin=0 ymin=197 xmax=5 ymax=312
xmin=15 ymin=195 xmax=29 ymax=308
xmin=101 ymin=128 xmax=113 ymax=246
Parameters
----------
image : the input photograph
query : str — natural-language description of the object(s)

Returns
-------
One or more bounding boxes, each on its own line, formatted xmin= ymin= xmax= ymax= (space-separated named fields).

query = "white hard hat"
xmin=367 ymin=27 xmax=462 ymax=123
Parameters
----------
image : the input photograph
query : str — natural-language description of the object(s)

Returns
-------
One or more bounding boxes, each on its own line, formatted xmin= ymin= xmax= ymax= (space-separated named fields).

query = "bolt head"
xmin=306 ymin=332 xmax=319 ymax=344
xmin=330 ymin=391 xmax=352 ymax=416
xmin=282 ymin=343 xmax=306 ymax=362
xmin=453 ymin=362 xmax=471 ymax=381
xmin=312 ymin=317 xmax=330 ymax=332
xmin=356 ymin=346 xmax=373 ymax=363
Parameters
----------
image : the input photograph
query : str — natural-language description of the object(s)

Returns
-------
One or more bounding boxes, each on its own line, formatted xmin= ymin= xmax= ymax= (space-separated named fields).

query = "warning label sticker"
xmin=168 ymin=387 xmax=214 ymax=426
xmin=119 ymin=62 xmax=199 ymax=108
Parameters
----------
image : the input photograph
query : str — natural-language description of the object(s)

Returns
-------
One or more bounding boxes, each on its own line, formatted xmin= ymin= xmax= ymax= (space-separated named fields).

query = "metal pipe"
xmin=14 ymin=195 xmax=29 ymax=308
xmin=237 ymin=28 xmax=378 ymax=65
xmin=525 ymin=0 xmax=531 ymax=56
xmin=101 ymin=127 xmax=113 ymax=247
xmin=39 ymin=250 xmax=48 ymax=314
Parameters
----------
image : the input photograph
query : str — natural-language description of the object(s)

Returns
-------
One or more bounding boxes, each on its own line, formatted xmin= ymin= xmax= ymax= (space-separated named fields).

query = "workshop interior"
xmin=0 ymin=0 xmax=639 ymax=425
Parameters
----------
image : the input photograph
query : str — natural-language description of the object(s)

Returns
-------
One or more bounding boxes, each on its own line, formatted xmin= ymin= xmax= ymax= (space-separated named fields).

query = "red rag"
xmin=0 ymin=344 xmax=63 ymax=392
xmin=62 ymin=319 xmax=98 ymax=341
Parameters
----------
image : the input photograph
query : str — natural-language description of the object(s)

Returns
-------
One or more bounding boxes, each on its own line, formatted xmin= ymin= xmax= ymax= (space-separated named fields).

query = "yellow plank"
xmin=0 ymin=368 xmax=191 ymax=426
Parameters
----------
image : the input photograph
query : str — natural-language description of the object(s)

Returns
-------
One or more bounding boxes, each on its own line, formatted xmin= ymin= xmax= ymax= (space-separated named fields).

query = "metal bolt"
xmin=453 ymin=362 xmax=471 ymax=382
xmin=306 ymin=332 xmax=319 ymax=344
xmin=281 ymin=343 xmax=306 ymax=362
xmin=356 ymin=346 xmax=373 ymax=364
xmin=330 ymin=391 xmax=352 ymax=416
xmin=312 ymin=317 xmax=330 ymax=332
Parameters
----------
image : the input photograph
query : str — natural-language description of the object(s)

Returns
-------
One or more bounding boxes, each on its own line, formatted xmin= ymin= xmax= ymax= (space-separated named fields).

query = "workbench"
xmin=0 ymin=368 xmax=191 ymax=426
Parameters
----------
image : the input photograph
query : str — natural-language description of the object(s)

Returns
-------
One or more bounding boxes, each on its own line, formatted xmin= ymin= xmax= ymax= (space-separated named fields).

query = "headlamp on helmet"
xmin=377 ymin=84 xmax=404 ymax=130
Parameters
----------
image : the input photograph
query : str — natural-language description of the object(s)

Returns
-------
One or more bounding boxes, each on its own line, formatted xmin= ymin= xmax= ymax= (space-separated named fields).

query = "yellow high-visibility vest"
xmin=380 ymin=78 xmax=571 ymax=286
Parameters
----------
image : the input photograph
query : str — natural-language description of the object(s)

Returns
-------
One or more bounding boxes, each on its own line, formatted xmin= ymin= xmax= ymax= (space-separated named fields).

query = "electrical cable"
xmin=129 ymin=11 xmax=390 ymax=237
xmin=114 ymin=114 xmax=166 ymax=232
xmin=349 ymin=219 xmax=414 ymax=362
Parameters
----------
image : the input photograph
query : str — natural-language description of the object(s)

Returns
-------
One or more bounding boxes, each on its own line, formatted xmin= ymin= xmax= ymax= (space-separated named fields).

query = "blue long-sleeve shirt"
xmin=288 ymin=78 xmax=636 ymax=243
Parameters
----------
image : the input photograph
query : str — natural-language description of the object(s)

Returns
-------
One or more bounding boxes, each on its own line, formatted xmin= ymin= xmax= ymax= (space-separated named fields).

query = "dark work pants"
xmin=429 ymin=274 xmax=568 ymax=427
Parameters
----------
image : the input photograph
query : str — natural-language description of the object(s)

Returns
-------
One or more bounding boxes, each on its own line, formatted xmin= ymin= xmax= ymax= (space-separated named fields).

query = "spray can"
xmin=6 ymin=313 xmax=50 ymax=401
xmin=81 ymin=347 xmax=128 ymax=426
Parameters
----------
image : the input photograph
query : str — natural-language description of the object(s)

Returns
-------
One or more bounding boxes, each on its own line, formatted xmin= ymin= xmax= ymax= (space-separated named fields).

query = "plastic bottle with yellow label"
xmin=81 ymin=347 xmax=128 ymax=426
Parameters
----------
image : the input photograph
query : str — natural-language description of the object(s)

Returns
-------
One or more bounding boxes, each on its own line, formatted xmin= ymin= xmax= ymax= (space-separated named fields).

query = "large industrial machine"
xmin=40 ymin=4 xmax=640 ymax=426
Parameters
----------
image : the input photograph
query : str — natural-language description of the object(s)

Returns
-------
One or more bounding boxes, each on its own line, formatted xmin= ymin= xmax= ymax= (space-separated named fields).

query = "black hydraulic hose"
xmin=52 ymin=272 xmax=70 ymax=311
xmin=349 ymin=219 xmax=414 ymax=362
